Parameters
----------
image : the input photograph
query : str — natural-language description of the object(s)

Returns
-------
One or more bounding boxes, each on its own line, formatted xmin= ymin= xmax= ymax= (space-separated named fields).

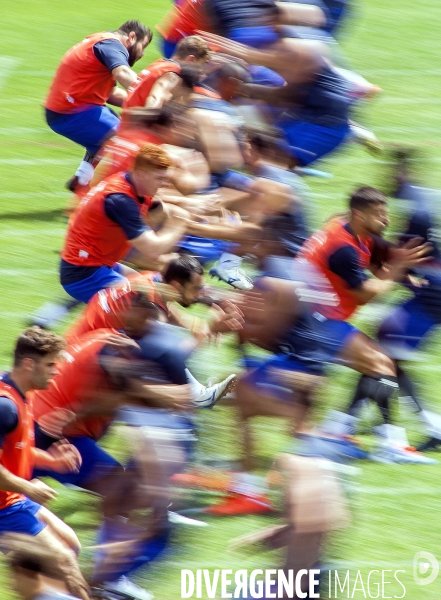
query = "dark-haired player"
xmin=65 ymin=256 xmax=238 ymax=408
xmin=0 ymin=328 xmax=89 ymax=600
xmin=348 ymin=153 xmax=441 ymax=459
xmin=298 ymin=186 xmax=433 ymax=460
xmin=45 ymin=20 xmax=153 ymax=190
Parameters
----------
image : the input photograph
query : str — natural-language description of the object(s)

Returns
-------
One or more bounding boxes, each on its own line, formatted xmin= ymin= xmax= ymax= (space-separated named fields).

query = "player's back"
xmin=31 ymin=329 xmax=121 ymax=431
xmin=65 ymin=272 xmax=165 ymax=344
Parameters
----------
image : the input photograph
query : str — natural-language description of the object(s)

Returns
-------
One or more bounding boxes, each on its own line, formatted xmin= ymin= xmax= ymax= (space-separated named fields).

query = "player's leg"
xmin=34 ymin=521 xmax=90 ymax=600
xmin=0 ymin=498 xmax=89 ymax=600
xmin=62 ymin=264 xmax=128 ymax=303
xmin=338 ymin=330 xmax=397 ymax=423
xmin=236 ymin=356 xmax=322 ymax=469
xmin=36 ymin=505 xmax=81 ymax=555
xmin=277 ymin=119 xmax=350 ymax=168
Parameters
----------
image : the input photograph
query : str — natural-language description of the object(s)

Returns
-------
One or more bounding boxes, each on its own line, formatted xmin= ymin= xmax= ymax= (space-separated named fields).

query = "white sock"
xmin=75 ymin=160 xmax=95 ymax=185
xmin=229 ymin=473 xmax=266 ymax=497
xmin=185 ymin=369 xmax=205 ymax=396
xmin=218 ymin=252 xmax=242 ymax=268
xmin=320 ymin=410 xmax=358 ymax=437
xmin=374 ymin=424 xmax=409 ymax=446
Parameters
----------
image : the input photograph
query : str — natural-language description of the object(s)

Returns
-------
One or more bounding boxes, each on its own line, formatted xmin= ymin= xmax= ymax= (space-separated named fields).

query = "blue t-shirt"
xmin=60 ymin=174 xmax=149 ymax=284
xmin=93 ymin=38 xmax=130 ymax=72
xmin=0 ymin=374 xmax=22 ymax=447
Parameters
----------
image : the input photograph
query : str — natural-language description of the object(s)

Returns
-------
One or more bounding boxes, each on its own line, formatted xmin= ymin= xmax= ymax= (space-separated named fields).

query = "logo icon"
xmin=413 ymin=551 xmax=439 ymax=586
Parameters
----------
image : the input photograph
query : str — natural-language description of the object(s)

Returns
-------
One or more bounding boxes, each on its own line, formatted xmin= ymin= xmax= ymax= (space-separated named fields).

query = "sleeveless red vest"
xmin=45 ymin=32 xmax=121 ymax=113
xmin=62 ymin=173 xmax=151 ymax=267
xmin=0 ymin=381 xmax=34 ymax=509
xmin=123 ymin=58 xmax=181 ymax=111
xmin=65 ymin=271 xmax=166 ymax=343
xmin=299 ymin=220 xmax=374 ymax=320
xmin=31 ymin=329 xmax=125 ymax=441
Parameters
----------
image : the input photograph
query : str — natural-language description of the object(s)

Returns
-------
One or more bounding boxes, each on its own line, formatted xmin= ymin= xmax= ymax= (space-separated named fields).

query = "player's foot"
xmin=66 ymin=175 xmax=79 ymax=192
xmin=103 ymin=576 xmax=154 ymax=600
xmin=295 ymin=433 xmax=368 ymax=462
xmin=168 ymin=510 xmax=209 ymax=526
xmin=370 ymin=443 xmax=438 ymax=464
xmin=209 ymin=262 xmax=253 ymax=290
xmin=170 ymin=469 xmax=231 ymax=492
xmin=371 ymin=424 xmax=438 ymax=464
xmin=29 ymin=301 xmax=73 ymax=329
xmin=205 ymin=493 xmax=274 ymax=516
xmin=350 ymin=124 xmax=383 ymax=154
xmin=193 ymin=374 xmax=236 ymax=408
xmin=417 ymin=437 xmax=441 ymax=452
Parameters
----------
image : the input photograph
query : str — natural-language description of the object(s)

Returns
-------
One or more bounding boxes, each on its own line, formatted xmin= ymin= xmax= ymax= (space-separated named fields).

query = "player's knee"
xmin=370 ymin=350 xmax=396 ymax=378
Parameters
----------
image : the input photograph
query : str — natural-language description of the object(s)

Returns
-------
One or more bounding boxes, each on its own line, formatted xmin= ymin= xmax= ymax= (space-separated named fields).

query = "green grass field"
xmin=2 ymin=0 xmax=441 ymax=598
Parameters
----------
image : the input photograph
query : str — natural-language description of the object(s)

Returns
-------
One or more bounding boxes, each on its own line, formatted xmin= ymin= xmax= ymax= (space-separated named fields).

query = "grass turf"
xmin=1 ymin=0 xmax=441 ymax=597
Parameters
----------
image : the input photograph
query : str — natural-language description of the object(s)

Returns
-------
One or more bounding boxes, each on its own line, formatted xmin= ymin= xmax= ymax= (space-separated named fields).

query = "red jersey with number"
xmin=158 ymin=0 xmax=211 ymax=42
xmin=31 ymin=329 xmax=127 ymax=441
xmin=65 ymin=271 xmax=167 ymax=344
xmin=298 ymin=220 xmax=374 ymax=320
xmin=122 ymin=58 xmax=181 ymax=111
xmin=45 ymin=32 xmax=122 ymax=113
xmin=61 ymin=173 xmax=151 ymax=267
xmin=0 ymin=380 xmax=35 ymax=509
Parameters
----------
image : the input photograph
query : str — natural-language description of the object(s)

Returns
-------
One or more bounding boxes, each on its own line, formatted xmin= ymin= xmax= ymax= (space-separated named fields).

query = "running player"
xmin=121 ymin=36 xmax=210 ymax=116
xmin=347 ymin=151 xmax=441 ymax=459
xmin=0 ymin=328 xmax=89 ymax=600
xmin=60 ymin=144 xmax=188 ymax=303
xmin=44 ymin=21 xmax=152 ymax=190
xmin=198 ymin=30 xmax=352 ymax=167
xmin=31 ymin=318 xmax=193 ymax=600
xmin=64 ymin=257 xmax=239 ymax=408
xmin=296 ymin=186 xmax=433 ymax=458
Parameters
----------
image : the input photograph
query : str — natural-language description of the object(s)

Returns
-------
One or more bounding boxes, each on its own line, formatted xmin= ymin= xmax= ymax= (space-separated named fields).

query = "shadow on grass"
xmin=0 ymin=208 xmax=67 ymax=222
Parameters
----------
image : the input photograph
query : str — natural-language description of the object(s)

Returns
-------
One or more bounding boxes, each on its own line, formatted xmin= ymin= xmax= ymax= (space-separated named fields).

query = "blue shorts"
xmin=62 ymin=264 xmax=127 ymax=303
xmin=0 ymin=498 xmax=45 ymax=536
xmin=161 ymin=38 xmax=178 ymax=59
xmin=34 ymin=436 xmax=121 ymax=488
xmin=277 ymin=120 xmax=350 ymax=166
xmin=177 ymin=236 xmax=232 ymax=264
xmin=378 ymin=297 xmax=441 ymax=355
xmin=229 ymin=26 xmax=280 ymax=48
xmin=312 ymin=315 xmax=359 ymax=360
xmin=249 ymin=65 xmax=286 ymax=87
xmin=45 ymin=105 xmax=120 ymax=155
xmin=243 ymin=353 xmax=323 ymax=402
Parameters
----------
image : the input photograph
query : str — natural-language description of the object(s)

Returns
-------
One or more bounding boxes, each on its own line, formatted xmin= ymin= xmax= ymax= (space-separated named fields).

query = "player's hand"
xmin=26 ymin=479 xmax=57 ymax=505
xmin=196 ymin=31 xmax=248 ymax=60
xmin=209 ymin=303 xmax=244 ymax=335
xmin=48 ymin=439 xmax=82 ymax=474
xmin=390 ymin=238 xmax=432 ymax=269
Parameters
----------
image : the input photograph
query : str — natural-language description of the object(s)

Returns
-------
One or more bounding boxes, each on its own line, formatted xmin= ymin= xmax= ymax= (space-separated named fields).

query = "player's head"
xmin=132 ymin=143 xmax=173 ymax=196
xmin=163 ymin=255 xmax=204 ymax=306
xmin=117 ymin=20 xmax=153 ymax=66
xmin=123 ymin=292 xmax=161 ymax=339
xmin=5 ymin=533 xmax=67 ymax=599
xmin=349 ymin=186 xmax=389 ymax=235
xmin=171 ymin=63 xmax=203 ymax=105
xmin=206 ymin=60 xmax=251 ymax=101
xmin=174 ymin=36 xmax=210 ymax=65
xmin=13 ymin=327 xmax=65 ymax=390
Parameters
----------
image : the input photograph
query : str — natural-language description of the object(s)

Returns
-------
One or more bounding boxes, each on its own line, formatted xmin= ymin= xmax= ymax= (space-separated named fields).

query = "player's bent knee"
xmin=36 ymin=506 xmax=82 ymax=555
